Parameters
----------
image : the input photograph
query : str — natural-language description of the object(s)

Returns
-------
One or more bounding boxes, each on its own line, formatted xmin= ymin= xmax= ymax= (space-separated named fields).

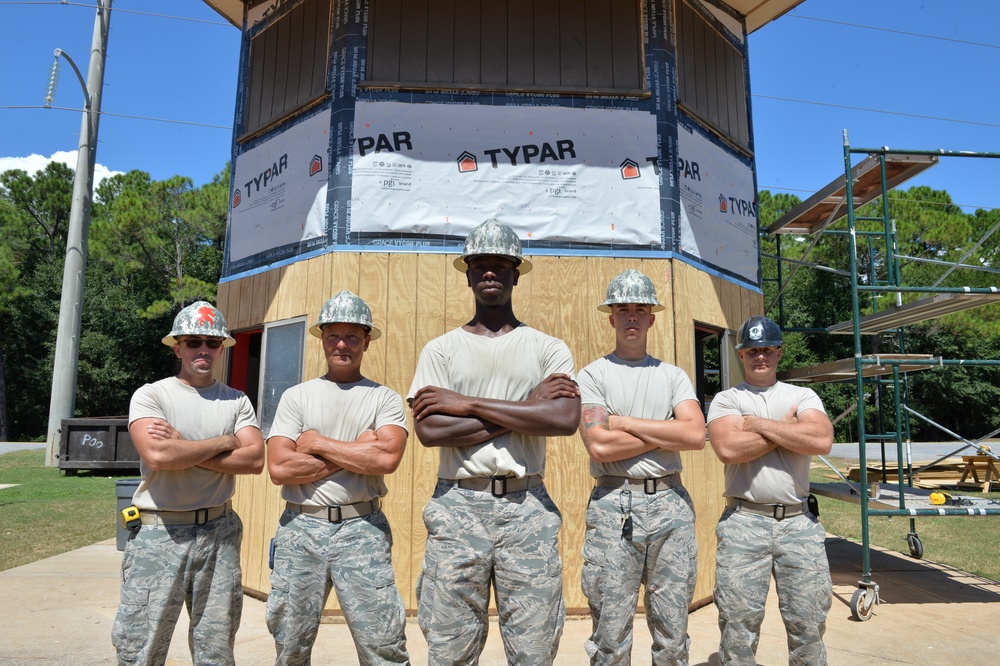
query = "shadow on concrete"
xmin=826 ymin=535 xmax=1000 ymax=605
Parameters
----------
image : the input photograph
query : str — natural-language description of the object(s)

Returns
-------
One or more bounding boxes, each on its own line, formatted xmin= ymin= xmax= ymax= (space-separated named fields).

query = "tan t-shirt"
xmin=578 ymin=353 xmax=699 ymax=478
xmin=267 ymin=376 xmax=408 ymax=506
xmin=128 ymin=377 xmax=259 ymax=511
xmin=408 ymin=325 xmax=575 ymax=479
xmin=707 ymin=381 xmax=826 ymax=504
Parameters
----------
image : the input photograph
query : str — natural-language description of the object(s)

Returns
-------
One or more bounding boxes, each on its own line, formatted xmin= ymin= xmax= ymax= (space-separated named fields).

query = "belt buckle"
xmin=644 ymin=478 xmax=657 ymax=495
xmin=773 ymin=504 xmax=786 ymax=521
xmin=194 ymin=508 xmax=209 ymax=525
xmin=491 ymin=477 xmax=508 ymax=497
xmin=327 ymin=506 xmax=343 ymax=523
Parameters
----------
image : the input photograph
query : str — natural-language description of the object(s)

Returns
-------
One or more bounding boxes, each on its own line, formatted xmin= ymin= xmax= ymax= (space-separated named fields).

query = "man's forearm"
xmin=744 ymin=416 xmax=832 ymax=455
xmin=611 ymin=415 xmax=706 ymax=452
xmin=465 ymin=395 xmax=581 ymax=436
xmin=415 ymin=413 xmax=511 ymax=448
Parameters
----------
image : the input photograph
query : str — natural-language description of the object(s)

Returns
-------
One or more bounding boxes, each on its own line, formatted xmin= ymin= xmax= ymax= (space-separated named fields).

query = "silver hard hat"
xmin=309 ymin=290 xmax=381 ymax=340
xmin=452 ymin=218 xmax=533 ymax=274
xmin=598 ymin=269 xmax=664 ymax=312
xmin=161 ymin=301 xmax=235 ymax=347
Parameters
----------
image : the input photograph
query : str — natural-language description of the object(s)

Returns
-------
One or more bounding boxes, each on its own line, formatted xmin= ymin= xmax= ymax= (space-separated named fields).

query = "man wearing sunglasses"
xmin=113 ymin=300 xmax=265 ymax=666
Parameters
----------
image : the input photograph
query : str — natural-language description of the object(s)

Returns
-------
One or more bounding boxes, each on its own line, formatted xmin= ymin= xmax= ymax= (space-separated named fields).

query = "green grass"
xmin=812 ymin=457 xmax=1000 ymax=582
xmin=0 ymin=449 xmax=123 ymax=571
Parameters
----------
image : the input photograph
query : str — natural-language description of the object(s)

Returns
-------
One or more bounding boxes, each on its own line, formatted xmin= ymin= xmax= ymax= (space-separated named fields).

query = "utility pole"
xmin=45 ymin=0 xmax=113 ymax=466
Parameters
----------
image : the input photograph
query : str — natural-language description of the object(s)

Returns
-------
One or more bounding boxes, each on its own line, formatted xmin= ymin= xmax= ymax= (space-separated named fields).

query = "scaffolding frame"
xmin=765 ymin=132 xmax=1000 ymax=620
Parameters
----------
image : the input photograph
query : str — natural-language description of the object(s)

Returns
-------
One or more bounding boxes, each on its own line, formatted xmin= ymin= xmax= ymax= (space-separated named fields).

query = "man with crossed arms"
xmin=577 ymin=269 xmax=706 ymax=665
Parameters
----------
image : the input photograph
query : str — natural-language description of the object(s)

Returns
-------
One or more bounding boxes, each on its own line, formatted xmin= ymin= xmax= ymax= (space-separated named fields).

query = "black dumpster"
xmin=58 ymin=417 xmax=140 ymax=474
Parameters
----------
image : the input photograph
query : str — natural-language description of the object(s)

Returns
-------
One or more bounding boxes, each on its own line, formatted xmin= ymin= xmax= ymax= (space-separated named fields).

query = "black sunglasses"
xmin=182 ymin=338 xmax=224 ymax=349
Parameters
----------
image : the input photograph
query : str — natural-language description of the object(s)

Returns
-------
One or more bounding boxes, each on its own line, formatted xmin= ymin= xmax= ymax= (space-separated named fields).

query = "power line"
xmin=752 ymin=94 xmax=1000 ymax=130
xmin=0 ymin=1 xmax=231 ymax=25
xmin=788 ymin=14 xmax=1000 ymax=51
xmin=2 ymin=105 xmax=231 ymax=130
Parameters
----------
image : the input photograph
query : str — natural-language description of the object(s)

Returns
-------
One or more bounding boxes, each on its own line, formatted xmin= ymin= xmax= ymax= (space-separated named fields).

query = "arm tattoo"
xmin=582 ymin=404 xmax=610 ymax=431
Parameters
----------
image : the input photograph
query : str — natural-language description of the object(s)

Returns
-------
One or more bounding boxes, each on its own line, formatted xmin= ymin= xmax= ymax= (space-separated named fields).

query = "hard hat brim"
xmin=597 ymin=301 xmax=665 ymax=313
xmin=453 ymin=254 xmax=533 ymax=275
xmin=162 ymin=335 xmax=236 ymax=348
xmin=309 ymin=322 xmax=382 ymax=341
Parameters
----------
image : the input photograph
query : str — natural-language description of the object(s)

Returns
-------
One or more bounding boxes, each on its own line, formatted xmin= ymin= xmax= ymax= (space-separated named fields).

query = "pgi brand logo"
xmin=718 ymin=193 xmax=758 ymax=217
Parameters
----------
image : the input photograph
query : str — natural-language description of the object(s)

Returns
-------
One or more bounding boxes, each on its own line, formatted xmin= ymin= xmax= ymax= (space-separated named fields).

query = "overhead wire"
xmin=755 ymin=11 xmax=1000 ymax=212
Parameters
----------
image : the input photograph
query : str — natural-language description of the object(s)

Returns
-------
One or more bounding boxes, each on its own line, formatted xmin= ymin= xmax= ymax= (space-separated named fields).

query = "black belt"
xmin=451 ymin=475 xmax=543 ymax=497
xmin=286 ymin=499 xmax=381 ymax=523
xmin=596 ymin=474 xmax=681 ymax=494
xmin=139 ymin=501 xmax=231 ymax=526
xmin=727 ymin=497 xmax=807 ymax=521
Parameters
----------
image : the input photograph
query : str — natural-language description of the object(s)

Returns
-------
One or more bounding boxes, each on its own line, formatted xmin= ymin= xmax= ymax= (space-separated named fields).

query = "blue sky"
xmin=1 ymin=0 xmax=239 ymax=187
xmin=1 ymin=0 xmax=998 ymax=214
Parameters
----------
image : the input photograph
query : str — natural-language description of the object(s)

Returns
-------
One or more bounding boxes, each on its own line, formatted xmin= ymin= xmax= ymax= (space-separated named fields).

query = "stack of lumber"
xmin=842 ymin=458 xmax=968 ymax=489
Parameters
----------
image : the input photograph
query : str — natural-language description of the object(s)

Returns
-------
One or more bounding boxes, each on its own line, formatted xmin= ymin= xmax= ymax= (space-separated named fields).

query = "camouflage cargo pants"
xmin=265 ymin=509 xmax=408 ymax=666
xmin=417 ymin=480 xmax=565 ymax=665
xmin=112 ymin=510 xmax=243 ymax=666
xmin=581 ymin=485 xmax=698 ymax=666
xmin=714 ymin=507 xmax=832 ymax=666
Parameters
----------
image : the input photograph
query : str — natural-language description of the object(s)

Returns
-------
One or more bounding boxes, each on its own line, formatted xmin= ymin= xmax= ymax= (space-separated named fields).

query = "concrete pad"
xmin=0 ymin=536 xmax=998 ymax=665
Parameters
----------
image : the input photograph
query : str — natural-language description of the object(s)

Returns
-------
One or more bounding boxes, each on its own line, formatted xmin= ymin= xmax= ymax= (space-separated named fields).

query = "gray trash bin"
xmin=115 ymin=478 xmax=142 ymax=551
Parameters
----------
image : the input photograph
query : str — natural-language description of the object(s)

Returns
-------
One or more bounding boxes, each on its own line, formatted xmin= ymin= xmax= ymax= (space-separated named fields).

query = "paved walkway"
xmin=1 ymin=535 xmax=998 ymax=664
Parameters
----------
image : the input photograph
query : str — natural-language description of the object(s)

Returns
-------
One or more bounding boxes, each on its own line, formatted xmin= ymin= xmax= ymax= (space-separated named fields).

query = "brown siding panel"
xmin=368 ymin=0 xmax=402 ymax=81
xmin=245 ymin=0 xmax=330 ymax=135
xmin=481 ymin=1 xmax=509 ymax=85
xmin=532 ymin=0 xmax=561 ymax=87
xmin=281 ymin=12 xmax=303 ymax=118
xmin=426 ymin=0 xmax=456 ymax=84
xmin=584 ymin=0 xmax=614 ymax=89
xmin=367 ymin=0 xmax=642 ymax=93
xmin=676 ymin=0 xmax=750 ymax=151
xmin=507 ymin=0 xmax=535 ymax=85
xmin=453 ymin=1 xmax=483 ymax=83
xmin=399 ymin=0 xmax=430 ymax=83
xmin=610 ymin=0 xmax=641 ymax=90
xmin=558 ymin=0 xmax=587 ymax=87
xmin=308 ymin=0 xmax=330 ymax=96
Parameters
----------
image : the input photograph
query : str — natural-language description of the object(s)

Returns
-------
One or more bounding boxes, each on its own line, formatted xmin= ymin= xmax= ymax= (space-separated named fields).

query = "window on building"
xmin=694 ymin=324 xmax=741 ymax=415
xmin=364 ymin=0 xmax=646 ymax=95
xmin=229 ymin=317 xmax=306 ymax=436
xmin=675 ymin=0 xmax=750 ymax=152
xmin=244 ymin=0 xmax=332 ymax=137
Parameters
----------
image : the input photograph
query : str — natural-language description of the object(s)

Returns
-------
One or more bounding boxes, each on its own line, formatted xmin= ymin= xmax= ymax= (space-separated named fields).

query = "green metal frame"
xmin=764 ymin=134 xmax=1000 ymax=609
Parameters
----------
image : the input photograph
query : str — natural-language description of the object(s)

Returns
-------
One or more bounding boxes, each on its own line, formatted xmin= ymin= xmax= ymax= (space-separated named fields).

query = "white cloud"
xmin=0 ymin=151 xmax=123 ymax=190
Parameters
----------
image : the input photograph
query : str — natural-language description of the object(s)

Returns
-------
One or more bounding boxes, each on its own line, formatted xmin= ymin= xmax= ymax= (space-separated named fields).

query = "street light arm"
xmin=48 ymin=49 xmax=92 ymax=109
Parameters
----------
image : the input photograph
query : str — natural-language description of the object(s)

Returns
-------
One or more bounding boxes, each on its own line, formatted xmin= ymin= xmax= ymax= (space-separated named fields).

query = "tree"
xmin=0 ymin=162 xmax=232 ymax=441
xmin=91 ymin=167 xmax=229 ymax=318
xmin=759 ymin=186 xmax=1000 ymax=442
xmin=0 ymin=164 xmax=74 ymax=441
